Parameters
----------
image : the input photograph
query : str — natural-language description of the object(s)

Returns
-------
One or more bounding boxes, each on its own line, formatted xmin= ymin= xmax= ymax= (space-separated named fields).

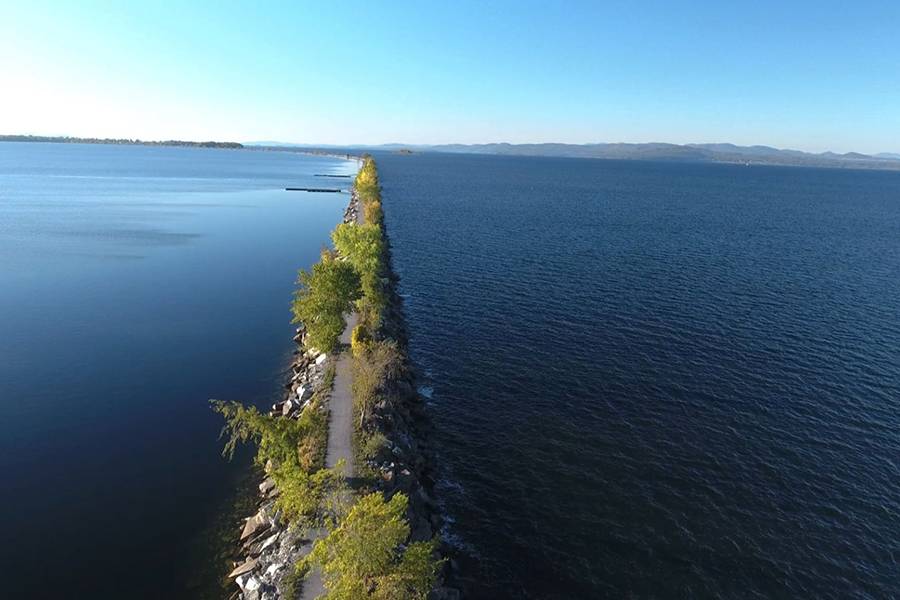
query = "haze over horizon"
xmin=1 ymin=1 xmax=898 ymax=154
xmin=241 ymin=139 xmax=898 ymax=157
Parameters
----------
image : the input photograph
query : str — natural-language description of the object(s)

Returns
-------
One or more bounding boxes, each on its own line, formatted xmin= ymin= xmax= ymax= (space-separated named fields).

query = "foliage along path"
xmin=300 ymin=207 xmax=363 ymax=599
xmin=325 ymin=311 xmax=358 ymax=478
xmin=325 ymin=198 xmax=364 ymax=481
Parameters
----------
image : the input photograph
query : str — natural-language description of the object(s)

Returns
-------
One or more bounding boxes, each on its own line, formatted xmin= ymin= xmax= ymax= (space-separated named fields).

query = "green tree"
xmin=355 ymin=157 xmax=380 ymax=203
xmin=354 ymin=157 xmax=383 ymax=225
xmin=332 ymin=222 xmax=386 ymax=317
xmin=332 ymin=223 xmax=384 ymax=280
xmin=211 ymin=400 xmax=344 ymax=526
xmin=306 ymin=492 xmax=441 ymax=599
xmin=292 ymin=250 xmax=361 ymax=352
xmin=212 ymin=400 xmax=308 ymax=466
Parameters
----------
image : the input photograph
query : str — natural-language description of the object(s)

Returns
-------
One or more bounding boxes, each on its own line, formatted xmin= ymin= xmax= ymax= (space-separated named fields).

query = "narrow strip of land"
xmin=300 ymin=206 xmax=363 ymax=600
xmin=325 ymin=201 xmax=365 ymax=476
xmin=299 ymin=310 xmax=356 ymax=600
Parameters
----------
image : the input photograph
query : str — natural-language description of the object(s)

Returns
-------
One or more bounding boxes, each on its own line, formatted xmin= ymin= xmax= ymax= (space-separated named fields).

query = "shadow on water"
xmin=183 ymin=447 xmax=259 ymax=599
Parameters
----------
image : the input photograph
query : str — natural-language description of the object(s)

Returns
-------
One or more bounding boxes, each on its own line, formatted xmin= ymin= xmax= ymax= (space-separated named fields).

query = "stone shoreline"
xmin=226 ymin=179 xmax=459 ymax=599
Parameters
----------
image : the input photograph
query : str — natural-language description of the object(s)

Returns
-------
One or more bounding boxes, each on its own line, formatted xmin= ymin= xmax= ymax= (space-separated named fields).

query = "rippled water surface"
xmin=377 ymin=153 xmax=900 ymax=598
xmin=0 ymin=143 xmax=354 ymax=597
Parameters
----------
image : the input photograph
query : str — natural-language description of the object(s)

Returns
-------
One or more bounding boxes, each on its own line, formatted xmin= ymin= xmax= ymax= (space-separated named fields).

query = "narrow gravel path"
xmin=300 ymin=311 xmax=357 ymax=599
xmin=301 ymin=196 xmax=364 ymax=599
xmin=327 ymin=198 xmax=364 ymax=476
xmin=326 ymin=312 xmax=357 ymax=476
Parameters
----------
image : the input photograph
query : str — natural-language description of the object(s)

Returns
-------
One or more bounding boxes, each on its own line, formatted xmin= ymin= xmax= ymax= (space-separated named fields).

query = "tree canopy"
xmin=292 ymin=250 xmax=361 ymax=352
xmin=332 ymin=223 xmax=384 ymax=281
xmin=211 ymin=399 xmax=342 ymax=525
xmin=307 ymin=492 xmax=441 ymax=600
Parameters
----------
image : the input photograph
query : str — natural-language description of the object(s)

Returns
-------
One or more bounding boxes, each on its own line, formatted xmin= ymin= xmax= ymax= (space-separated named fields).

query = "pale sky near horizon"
xmin=1 ymin=0 xmax=898 ymax=153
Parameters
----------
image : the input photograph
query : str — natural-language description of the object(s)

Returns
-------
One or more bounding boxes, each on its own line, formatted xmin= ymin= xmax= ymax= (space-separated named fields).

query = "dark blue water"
xmin=377 ymin=153 xmax=900 ymax=598
xmin=0 ymin=143 xmax=354 ymax=597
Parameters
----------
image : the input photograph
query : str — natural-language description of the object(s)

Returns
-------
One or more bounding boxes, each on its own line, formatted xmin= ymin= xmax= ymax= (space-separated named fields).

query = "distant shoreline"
xmin=0 ymin=134 xmax=242 ymax=149
xmin=409 ymin=143 xmax=900 ymax=172
xmin=5 ymin=135 xmax=899 ymax=173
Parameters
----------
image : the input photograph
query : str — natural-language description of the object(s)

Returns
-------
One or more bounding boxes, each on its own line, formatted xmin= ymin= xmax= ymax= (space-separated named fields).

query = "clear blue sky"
xmin=1 ymin=0 xmax=898 ymax=152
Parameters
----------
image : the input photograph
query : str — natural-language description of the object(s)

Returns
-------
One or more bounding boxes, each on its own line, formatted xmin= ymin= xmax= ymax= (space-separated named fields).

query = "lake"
xmin=0 ymin=142 xmax=355 ymax=597
xmin=376 ymin=152 xmax=900 ymax=598
xmin=4 ymin=145 xmax=899 ymax=598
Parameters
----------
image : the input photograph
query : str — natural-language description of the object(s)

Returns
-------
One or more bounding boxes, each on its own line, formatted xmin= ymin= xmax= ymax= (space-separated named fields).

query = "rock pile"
xmin=227 ymin=332 xmax=331 ymax=600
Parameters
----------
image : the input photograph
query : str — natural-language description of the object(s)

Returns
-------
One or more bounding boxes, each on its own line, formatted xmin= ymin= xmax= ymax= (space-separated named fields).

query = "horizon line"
xmin=2 ymin=133 xmax=897 ymax=157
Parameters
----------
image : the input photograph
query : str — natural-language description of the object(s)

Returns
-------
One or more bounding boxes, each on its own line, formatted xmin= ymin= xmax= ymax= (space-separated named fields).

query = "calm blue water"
xmin=377 ymin=153 xmax=900 ymax=598
xmin=0 ymin=143 xmax=354 ymax=597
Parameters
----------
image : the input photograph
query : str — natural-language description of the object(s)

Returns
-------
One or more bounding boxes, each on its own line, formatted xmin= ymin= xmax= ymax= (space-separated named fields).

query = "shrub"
xmin=281 ymin=560 xmax=310 ymax=600
xmin=363 ymin=200 xmax=383 ymax=225
xmin=360 ymin=431 xmax=388 ymax=462
xmin=305 ymin=492 xmax=441 ymax=600
xmin=272 ymin=462 xmax=344 ymax=525
xmin=350 ymin=324 xmax=371 ymax=357
xmin=352 ymin=340 xmax=403 ymax=429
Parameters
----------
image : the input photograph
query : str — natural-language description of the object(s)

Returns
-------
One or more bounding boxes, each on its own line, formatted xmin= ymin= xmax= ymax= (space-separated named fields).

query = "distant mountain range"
xmin=421 ymin=142 xmax=900 ymax=170
xmin=249 ymin=141 xmax=900 ymax=171
xmin=4 ymin=135 xmax=896 ymax=171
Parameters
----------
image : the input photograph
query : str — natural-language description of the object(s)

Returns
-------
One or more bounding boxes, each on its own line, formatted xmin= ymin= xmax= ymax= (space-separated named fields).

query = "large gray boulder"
xmin=297 ymin=385 xmax=312 ymax=403
xmin=240 ymin=512 xmax=269 ymax=541
xmin=229 ymin=557 xmax=259 ymax=578
xmin=281 ymin=399 xmax=294 ymax=417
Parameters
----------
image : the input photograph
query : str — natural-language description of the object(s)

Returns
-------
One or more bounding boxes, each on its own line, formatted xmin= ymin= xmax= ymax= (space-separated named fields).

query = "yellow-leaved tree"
xmin=306 ymin=492 xmax=441 ymax=599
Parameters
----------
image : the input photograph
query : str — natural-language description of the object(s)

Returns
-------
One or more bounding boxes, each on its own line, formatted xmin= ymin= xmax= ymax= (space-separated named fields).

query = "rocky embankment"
xmin=227 ymin=189 xmax=458 ymax=599
xmin=225 ymin=332 xmax=330 ymax=598
xmin=355 ymin=217 xmax=461 ymax=600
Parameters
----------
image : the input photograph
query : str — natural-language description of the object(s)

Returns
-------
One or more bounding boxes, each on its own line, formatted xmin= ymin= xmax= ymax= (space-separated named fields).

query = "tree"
xmin=355 ymin=157 xmax=383 ymax=225
xmin=306 ymin=492 xmax=441 ymax=599
xmin=211 ymin=400 xmax=344 ymax=526
xmin=355 ymin=157 xmax=380 ymax=203
xmin=332 ymin=222 xmax=386 ymax=317
xmin=332 ymin=223 xmax=384 ymax=280
xmin=292 ymin=250 xmax=361 ymax=352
